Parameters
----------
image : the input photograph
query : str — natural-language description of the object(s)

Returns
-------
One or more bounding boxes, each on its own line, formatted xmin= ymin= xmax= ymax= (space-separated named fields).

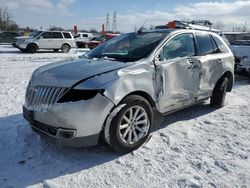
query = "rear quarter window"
xmin=211 ymin=35 xmax=229 ymax=53
xmin=63 ymin=32 xmax=72 ymax=39
xmin=196 ymin=34 xmax=214 ymax=56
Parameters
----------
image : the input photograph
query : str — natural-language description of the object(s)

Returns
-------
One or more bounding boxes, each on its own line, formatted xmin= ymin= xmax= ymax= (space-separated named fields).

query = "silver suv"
xmin=23 ymin=29 xmax=234 ymax=152
xmin=14 ymin=31 xmax=76 ymax=53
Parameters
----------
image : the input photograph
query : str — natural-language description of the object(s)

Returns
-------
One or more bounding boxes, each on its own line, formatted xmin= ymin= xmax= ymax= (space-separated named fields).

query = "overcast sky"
xmin=1 ymin=0 xmax=250 ymax=32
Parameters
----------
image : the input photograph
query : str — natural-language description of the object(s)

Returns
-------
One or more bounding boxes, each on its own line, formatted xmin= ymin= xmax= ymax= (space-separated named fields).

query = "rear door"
xmin=51 ymin=32 xmax=64 ymax=48
xmin=194 ymin=33 xmax=229 ymax=100
xmin=155 ymin=33 xmax=202 ymax=113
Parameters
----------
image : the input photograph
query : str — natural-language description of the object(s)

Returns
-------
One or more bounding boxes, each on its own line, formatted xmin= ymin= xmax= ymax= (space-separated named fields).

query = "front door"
xmin=155 ymin=33 xmax=202 ymax=113
xmin=37 ymin=32 xmax=53 ymax=48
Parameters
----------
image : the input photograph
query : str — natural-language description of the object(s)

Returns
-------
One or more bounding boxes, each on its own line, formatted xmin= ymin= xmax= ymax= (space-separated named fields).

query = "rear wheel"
xmin=104 ymin=95 xmax=153 ymax=153
xmin=210 ymin=77 xmax=228 ymax=108
xmin=61 ymin=44 xmax=71 ymax=53
xmin=26 ymin=44 xmax=37 ymax=53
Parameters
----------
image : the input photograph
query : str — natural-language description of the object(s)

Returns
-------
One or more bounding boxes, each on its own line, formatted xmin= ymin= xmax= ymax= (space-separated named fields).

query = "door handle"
xmin=218 ymin=59 xmax=223 ymax=63
xmin=188 ymin=62 xmax=200 ymax=69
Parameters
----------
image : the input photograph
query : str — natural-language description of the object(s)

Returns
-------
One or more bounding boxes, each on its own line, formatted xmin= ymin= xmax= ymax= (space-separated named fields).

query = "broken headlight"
xmin=57 ymin=89 xmax=99 ymax=103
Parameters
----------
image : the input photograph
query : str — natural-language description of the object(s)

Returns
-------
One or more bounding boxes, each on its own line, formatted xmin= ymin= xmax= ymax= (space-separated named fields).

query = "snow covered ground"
xmin=0 ymin=45 xmax=249 ymax=188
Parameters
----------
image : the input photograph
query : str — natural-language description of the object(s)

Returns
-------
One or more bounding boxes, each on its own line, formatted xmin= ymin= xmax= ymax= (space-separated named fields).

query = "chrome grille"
xmin=25 ymin=83 xmax=68 ymax=110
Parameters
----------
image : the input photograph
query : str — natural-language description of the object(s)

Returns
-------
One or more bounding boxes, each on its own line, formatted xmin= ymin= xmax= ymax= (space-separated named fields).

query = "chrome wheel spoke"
xmin=128 ymin=130 xmax=132 ymax=143
xmin=122 ymin=115 xmax=131 ymax=124
xmin=133 ymin=107 xmax=140 ymax=120
xmin=120 ymin=123 xmax=129 ymax=130
xmin=129 ymin=108 xmax=133 ymax=120
xmin=132 ymin=128 xmax=139 ymax=142
xmin=122 ymin=127 xmax=130 ymax=139
xmin=136 ymin=119 xmax=147 ymax=125
xmin=136 ymin=112 xmax=146 ymax=121
xmin=135 ymin=125 xmax=145 ymax=133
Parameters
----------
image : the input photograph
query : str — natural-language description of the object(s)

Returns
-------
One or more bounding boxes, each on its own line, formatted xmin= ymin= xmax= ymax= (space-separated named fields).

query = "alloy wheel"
xmin=118 ymin=106 xmax=149 ymax=145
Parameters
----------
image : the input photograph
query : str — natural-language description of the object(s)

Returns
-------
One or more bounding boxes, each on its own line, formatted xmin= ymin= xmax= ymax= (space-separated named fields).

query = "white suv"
xmin=74 ymin=32 xmax=95 ymax=48
xmin=14 ymin=31 xmax=76 ymax=53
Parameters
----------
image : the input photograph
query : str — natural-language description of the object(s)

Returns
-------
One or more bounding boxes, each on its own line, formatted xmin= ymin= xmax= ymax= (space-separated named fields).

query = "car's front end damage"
xmin=23 ymin=84 xmax=115 ymax=147
xmin=23 ymin=57 xmax=135 ymax=147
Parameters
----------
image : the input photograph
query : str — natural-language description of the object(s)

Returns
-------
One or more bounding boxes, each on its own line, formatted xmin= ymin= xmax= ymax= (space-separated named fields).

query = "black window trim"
xmin=195 ymin=33 xmax=215 ymax=56
xmin=163 ymin=32 xmax=197 ymax=61
xmin=209 ymin=34 xmax=221 ymax=54
xmin=41 ymin=32 xmax=53 ymax=39
xmin=155 ymin=32 xmax=198 ymax=62
xmin=52 ymin=31 xmax=63 ymax=39
xmin=63 ymin=32 xmax=72 ymax=39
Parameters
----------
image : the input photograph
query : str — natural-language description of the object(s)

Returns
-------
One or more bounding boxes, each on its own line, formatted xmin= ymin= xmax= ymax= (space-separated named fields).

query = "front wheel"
xmin=61 ymin=44 xmax=71 ymax=53
xmin=26 ymin=44 xmax=37 ymax=53
xmin=210 ymin=77 xmax=228 ymax=108
xmin=104 ymin=95 xmax=153 ymax=153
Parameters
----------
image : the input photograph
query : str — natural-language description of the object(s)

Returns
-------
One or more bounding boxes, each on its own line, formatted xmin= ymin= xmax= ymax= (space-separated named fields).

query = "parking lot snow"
xmin=0 ymin=45 xmax=249 ymax=188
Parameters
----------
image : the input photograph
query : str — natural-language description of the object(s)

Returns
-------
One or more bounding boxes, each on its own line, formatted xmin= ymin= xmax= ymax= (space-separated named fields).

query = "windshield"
xmin=30 ymin=31 xmax=43 ymax=38
xmin=87 ymin=32 xmax=168 ymax=62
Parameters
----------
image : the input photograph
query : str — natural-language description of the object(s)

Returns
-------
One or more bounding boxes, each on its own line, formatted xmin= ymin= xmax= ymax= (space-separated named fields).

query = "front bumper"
xmin=23 ymin=93 xmax=115 ymax=147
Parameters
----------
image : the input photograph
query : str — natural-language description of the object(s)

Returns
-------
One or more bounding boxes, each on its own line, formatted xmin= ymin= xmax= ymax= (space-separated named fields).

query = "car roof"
xmin=38 ymin=30 xmax=71 ymax=33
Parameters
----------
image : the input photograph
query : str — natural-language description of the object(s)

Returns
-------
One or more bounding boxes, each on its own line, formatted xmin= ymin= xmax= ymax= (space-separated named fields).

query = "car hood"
xmin=15 ymin=36 xmax=32 ymax=40
xmin=31 ymin=57 xmax=130 ymax=88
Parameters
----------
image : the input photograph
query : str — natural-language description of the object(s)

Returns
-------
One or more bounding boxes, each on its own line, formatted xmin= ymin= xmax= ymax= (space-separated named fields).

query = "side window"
xmin=63 ymin=32 xmax=72 ymax=39
xmin=211 ymin=35 xmax=229 ymax=53
xmin=0 ymin=32 xmax=7 ymax=37
xmin=196 ymin=34 xmax=214 ymax=56
xmin=162 ymin=33 xmax=195 ymax=60
xmin=209 ymin=35 xmax=219 ymax=53
xmin=82 ymin=34 xmax=88 ymax=37
xmin=41 ymin=32 xmax=53 ymax=39
xmin=53 ymin=32 xmax=63 ymax=39
xmin=74 ymin=34 xmax=80 ymax=38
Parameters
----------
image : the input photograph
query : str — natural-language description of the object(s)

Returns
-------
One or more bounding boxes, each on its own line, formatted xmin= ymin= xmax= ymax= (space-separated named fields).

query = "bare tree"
xmin=213 ymin=21 xmax=225 ymax=31
xmin=49 ymin=26 xmax=65 ymax=31
xmin=0 ymin=7 xmax=18 ymax=31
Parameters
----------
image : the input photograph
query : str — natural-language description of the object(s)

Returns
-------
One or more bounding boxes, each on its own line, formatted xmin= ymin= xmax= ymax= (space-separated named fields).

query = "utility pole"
xmin=112 ymin=11 xmax=117 ymax=33
xmin=106 ymin=13 xmax=110 ymax=32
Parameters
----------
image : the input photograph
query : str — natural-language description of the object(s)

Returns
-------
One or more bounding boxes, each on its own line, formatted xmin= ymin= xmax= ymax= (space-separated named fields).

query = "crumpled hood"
xmin=31 ymin=58 xmax=130 ymax=88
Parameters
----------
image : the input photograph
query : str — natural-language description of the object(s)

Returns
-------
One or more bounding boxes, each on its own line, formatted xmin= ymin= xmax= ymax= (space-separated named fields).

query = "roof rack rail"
xmin=155 ymin=20 xmax=220 ymax=33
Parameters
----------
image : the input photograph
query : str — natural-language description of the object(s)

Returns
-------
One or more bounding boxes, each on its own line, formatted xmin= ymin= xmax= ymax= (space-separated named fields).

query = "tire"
xmin=53 ymin=49 xmax=59 ymax=52
xmin=61 ymin=44 xmax=71 ymax=53
xmin=26 ymin=44 xmax=37 ymax=53
xmin=210 ymin=77 xmax=228 ymax=108
xmin=104 ymin=95 xmax=153 ymax=152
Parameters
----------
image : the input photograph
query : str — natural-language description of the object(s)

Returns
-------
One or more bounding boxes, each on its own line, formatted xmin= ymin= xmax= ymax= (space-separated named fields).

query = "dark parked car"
xmin=0 ymin=31 xmax=20 ymax=43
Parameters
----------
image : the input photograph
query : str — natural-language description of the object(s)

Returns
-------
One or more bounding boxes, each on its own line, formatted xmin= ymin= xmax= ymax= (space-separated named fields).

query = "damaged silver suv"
xmin=23 ymin=29 xmax=234 ymax=152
